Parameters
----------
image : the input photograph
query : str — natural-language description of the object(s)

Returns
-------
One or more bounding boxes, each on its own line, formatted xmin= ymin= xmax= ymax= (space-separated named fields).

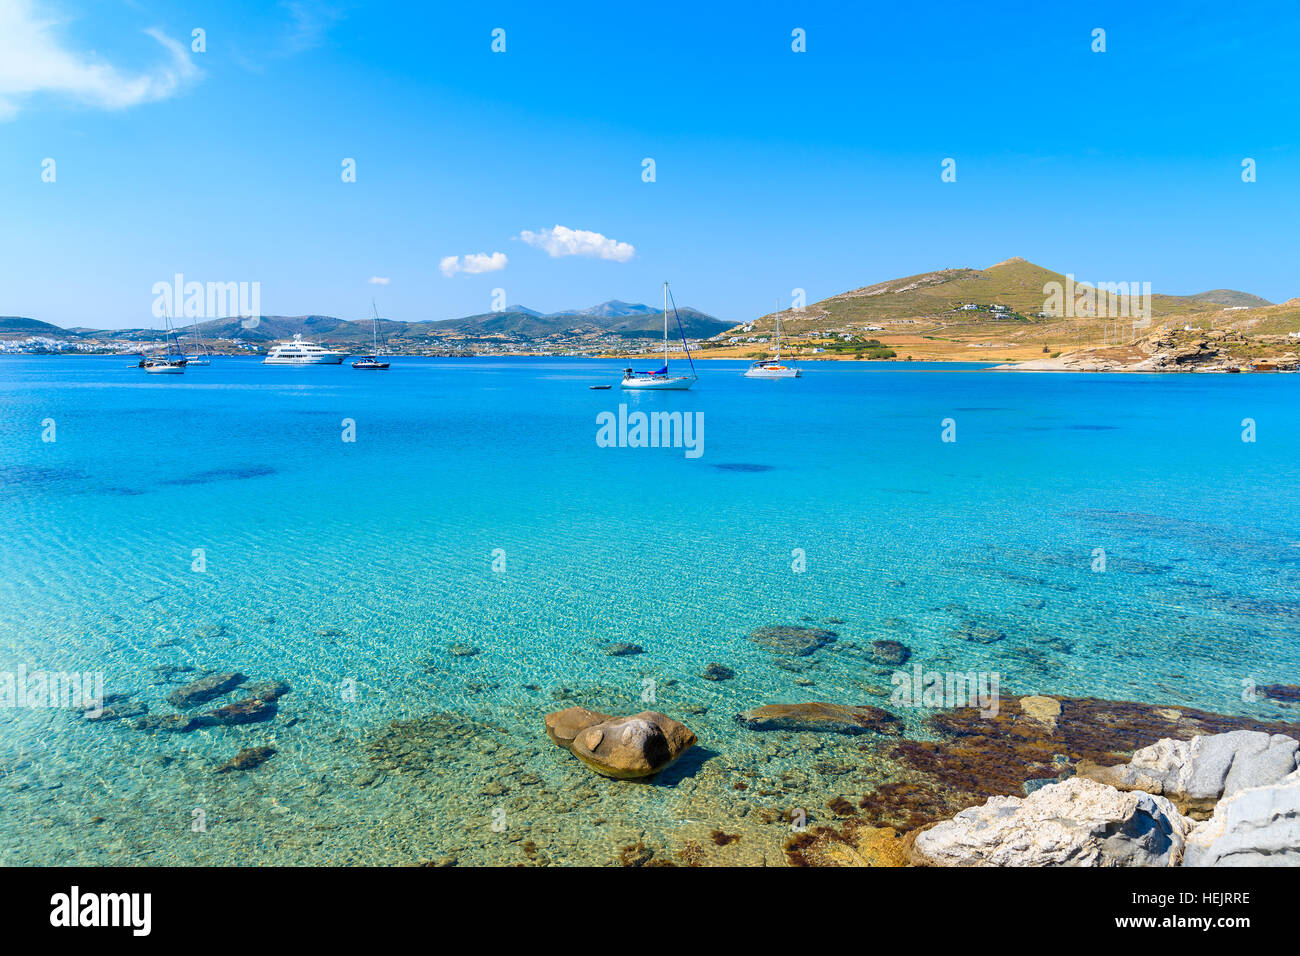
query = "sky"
xmin=2 ymin=0 xmax=1299 ymax=329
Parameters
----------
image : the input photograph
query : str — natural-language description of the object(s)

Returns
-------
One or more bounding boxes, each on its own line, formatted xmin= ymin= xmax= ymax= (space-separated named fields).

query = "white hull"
xmin=744 ymin=365 xmax=801 ymax=379
xmin=144 ymin=364 xmax=185 ymax=375
xmin=263 ymin=356 xmax=345 ymax=365
xmin=264 ymin=335 xmax=346 ymax=364
xmin=184 ymin=357 xmax=210 ymax=366
xmin=621 ymin=375 xmax=696 ymax=390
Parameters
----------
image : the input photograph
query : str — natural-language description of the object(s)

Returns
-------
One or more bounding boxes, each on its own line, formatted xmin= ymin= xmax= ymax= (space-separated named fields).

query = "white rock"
xmin=1184 ymin=769 xmax=1300 ymax=867
xmin=912 ymin=777 xmax=1190 ymax=867
xmin=1081 ymin=731 xmax=1299 ymax=814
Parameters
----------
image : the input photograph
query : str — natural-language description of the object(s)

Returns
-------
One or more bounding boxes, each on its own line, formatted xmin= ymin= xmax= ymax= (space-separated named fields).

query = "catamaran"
xmin=743 ymin=298 xmax=801 ymax=379
xmin=620 ymin=282 xmax=697 ymax=390
xmin=264 ymin=334 xmax=345 ymax=365
xmin=352 ymin=301 xmax=390 ymax=370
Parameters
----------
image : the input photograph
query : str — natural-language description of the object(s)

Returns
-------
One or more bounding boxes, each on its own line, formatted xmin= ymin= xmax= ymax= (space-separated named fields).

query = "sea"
xmin=1 ymin=356 xmax=1297 ymax=864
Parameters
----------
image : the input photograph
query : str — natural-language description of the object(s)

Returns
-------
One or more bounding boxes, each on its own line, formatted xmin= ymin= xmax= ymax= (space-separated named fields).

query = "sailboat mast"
xmin=371 ymin=300 xmax=379 ymax=353
xmin=663 ymin=281 xmax=669 ymax=369
xmin=775 ymin=298 xmax=781 ymax=361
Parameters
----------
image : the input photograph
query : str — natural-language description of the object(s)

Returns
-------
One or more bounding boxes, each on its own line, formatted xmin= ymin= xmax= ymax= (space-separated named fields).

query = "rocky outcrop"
xmin=1079 ymin=731 xmax=1299 ymax=817
xmin=1183 ymin=769 xmax=1300 ymax=866
xmin=545 ymin=708 xmax=696 ymax=780
xmin=734 ymin=702 xmax=902 ymax=735
xmin=910 ymin=777 xmax=1190 ymax=867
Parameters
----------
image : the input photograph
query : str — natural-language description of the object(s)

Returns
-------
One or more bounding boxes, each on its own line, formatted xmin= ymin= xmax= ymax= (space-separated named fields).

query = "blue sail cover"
xmin=635 ymin=366 xmax=668 ymax=375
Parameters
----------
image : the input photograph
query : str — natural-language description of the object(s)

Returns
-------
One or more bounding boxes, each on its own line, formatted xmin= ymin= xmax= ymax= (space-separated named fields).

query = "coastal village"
xmin=4 ymin=259 xmax=1299 ymax=371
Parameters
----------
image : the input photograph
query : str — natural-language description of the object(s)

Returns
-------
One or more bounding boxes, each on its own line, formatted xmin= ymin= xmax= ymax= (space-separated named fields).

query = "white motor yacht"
xmin=263 ymin=334 xmax=345 ymax=365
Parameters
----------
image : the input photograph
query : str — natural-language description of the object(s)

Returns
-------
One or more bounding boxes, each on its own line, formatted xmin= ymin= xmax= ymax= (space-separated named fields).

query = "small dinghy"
xmin=589 ymin=384 xmax=612 ymax=390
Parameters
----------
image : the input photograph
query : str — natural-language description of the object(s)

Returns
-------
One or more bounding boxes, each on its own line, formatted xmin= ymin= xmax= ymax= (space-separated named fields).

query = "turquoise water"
xmin=1 ymin=356 xmax=1298 ymax=864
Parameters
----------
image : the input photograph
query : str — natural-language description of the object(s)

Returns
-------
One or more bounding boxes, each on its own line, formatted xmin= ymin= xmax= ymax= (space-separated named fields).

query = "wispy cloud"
xmin=0 ymin=1 xmax=200 ymax=120
xmin=280 ymin=0 xmax=346 ymax=54
xmin=368 ymin=276 xmax=391 ymax=285
xmin=440 ymin=252 xmax=508 ymax=278
xmin=516 ymin=225 xmax=635 ymax=262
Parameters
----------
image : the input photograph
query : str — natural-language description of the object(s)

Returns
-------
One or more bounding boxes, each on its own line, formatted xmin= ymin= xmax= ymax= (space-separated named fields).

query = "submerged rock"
xmin=1078 ymin=731 xmax=1299 ymax=817
xmin=133 ymin=713 xmax=196 ymax=733
xmin=1184 ymin=769 xmax=1300 ymax=866
xmin=748 ymin=625 xmax=837 ymax=657
xmin=167 ymin=672 xmax=246 ymax=709
xmin=448 ymin=644 xmax=480 ymax=657
xmin=216 ymin=746 xmax=277 ymax=774
xmin=196 ymin=695 xmax=278 ymax=727
xmin=701 ymin=662 xmax=735 ymax=681
xmin=1258 ymin=684 xmax=1300 ymax=704
xmin=83 ymin=700 xmax=148 ymax=722
xmin=241 ymin=680 xmax=292 ymax=702
xmin=572 ymin=712 xmax=696 ymax=780
xmin=1020 ymin=695 xmax=1062 ymax=732
xmin=734 ymin=702 xmax=902 ymax=736
xmin=948 ymin=624 xmax=1006 ymax=645
xmin=602 ymin=642 xmax=643 ymax=657
xmin=910 ymin=777 xmax=1190 ymax=867
xmin=869 ymin=640 xmax=911 ymax=666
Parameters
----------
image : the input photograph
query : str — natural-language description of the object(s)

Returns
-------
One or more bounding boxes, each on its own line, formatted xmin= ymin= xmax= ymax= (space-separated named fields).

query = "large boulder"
xmin=544 ymin=706 xmax=609 ymax=750
xmin=1184 ymin=769 xmax=1300 ymax=866
xmin=734 ymin=702 xmax=901 ymax=735
xmin=1079 ymin=731 xmax=1299 ymax=816
xmin=569 ymin=712 xmax=696 ymax=780
xmin=910 ymin=777 xmax=1190 ymax=867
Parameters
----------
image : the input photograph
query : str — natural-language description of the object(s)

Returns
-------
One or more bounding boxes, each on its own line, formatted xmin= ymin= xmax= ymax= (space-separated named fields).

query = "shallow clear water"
xmin=1 ymin=356 xmax=1298 ymax=864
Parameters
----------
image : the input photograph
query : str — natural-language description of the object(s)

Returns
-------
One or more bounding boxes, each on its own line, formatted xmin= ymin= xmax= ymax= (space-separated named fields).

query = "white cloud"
xmin=368 ymin=276 xmax=390 ymax=285
xmin=0 ymin=1 xmax=201 ymax=120
xmin=516 ymin=224 xmax=635 ymax=262
xmin=440 ymin=252 xmax=508 ymax=277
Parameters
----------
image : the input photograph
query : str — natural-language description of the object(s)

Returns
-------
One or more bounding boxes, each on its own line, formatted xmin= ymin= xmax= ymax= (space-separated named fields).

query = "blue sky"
xmin=2 ymin=0 xmax=1299 ymax=328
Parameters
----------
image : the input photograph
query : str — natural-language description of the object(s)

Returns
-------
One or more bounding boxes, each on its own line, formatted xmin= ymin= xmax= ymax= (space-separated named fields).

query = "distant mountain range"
xmin=0 ymin=300 xmax=732 ymax=345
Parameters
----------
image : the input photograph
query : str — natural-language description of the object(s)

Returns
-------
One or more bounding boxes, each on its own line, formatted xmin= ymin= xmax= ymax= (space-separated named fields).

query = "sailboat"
xmin=743 ymin=298 xmax=801 ymax=378
xmin=352 ymin=301 xmax=390 ymax=370
xmin=183 ymin=317 xmax=211 ymax=366
xmin=620 ymin=282 xmax=697 ymax=390
xmin=143 ymin=306 xmax=188 ymax=374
